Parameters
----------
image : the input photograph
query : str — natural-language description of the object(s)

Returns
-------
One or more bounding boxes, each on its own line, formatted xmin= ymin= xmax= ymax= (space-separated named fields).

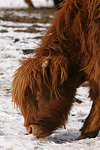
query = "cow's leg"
xmin=79 ymin=100 xmax=100 ymax=139
xmin=79 ymin=1 xmax=100 ymax=139
xmin=79 ymin=81 xmax=100 ymax=139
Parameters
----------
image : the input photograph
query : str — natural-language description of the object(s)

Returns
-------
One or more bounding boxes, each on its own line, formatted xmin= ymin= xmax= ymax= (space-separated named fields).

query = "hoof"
xmin=76 ymin=135 xmax=85 ymax=140
xmin=77 ymin=129 xmax=99 ymax=140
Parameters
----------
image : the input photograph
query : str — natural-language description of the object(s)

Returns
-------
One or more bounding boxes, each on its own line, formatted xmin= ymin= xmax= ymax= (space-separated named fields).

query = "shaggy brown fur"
xmin=12 ymin=0 xmax=100 ymax=139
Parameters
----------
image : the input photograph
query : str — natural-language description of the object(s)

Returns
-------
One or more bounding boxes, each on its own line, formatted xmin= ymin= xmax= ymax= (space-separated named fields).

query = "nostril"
xmin=28 ymin=126 xmax=33 ymax=134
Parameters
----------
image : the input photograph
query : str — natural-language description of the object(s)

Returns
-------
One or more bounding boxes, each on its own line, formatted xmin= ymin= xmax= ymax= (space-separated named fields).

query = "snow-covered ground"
xmin=0 ymin=0 xmax=28 ymax=8
xmin=0 ymin=0 xmax=54 ymax=8
xmin=0 ymin=5 xmax=100 ymax=150
xmin=31 ymin=0 xmax=54 ymax=8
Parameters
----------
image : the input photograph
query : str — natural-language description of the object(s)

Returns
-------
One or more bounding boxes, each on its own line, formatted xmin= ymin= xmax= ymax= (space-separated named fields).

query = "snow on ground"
xmin=0 ymin=0 xmax=28 ymax=8
xmin=31 ymin=0 xmax=54 ymax=8
xmin=0 ymin=7 xmax=100 ymax=150
xmin=0 ymin=0 xmax=54 ymax=8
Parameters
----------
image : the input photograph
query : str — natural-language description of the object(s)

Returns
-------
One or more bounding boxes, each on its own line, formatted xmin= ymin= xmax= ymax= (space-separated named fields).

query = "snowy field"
xmin=0 ymin=0 xmax=55 ymax=8
xmin=0 ymin=1 xmax=100 ymax=150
